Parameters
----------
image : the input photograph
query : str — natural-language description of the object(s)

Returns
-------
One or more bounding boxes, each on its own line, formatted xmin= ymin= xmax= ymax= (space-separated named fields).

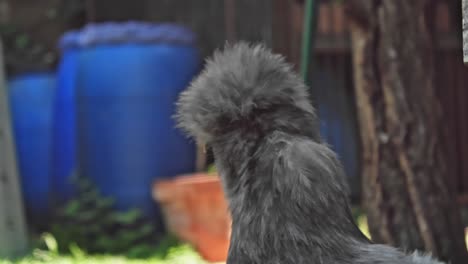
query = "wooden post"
xmin=463 ymin=0 xmax=468 ymax=63
xmin=0 ymin=0 xmax=9 ymax=24
xmin=85 ymin=0 xmax=96 ymax=22
xmin=0 ymin=39 xmax=28 ymax=258
xmin=195 ymin=142 xmax=207 ymax=172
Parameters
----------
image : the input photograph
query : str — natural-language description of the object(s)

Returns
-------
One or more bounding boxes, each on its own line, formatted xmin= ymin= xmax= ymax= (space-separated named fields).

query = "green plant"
xmin=0 ymin=0 xmax=86 ymax=75
xmin=48 ymin=176 xmax=163 ymax=258
xmin=206 ymin=164 xmax=217 ymax=174
xmin=352 ymin=207 xmax=371 ymax=239
xmin=0 ymin=25 xmax=56 ymax=75
xmin=0 ymin=233 xmax=206 ymax=263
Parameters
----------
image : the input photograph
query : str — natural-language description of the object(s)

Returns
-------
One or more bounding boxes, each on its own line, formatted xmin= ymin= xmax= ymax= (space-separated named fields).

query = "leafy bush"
xmin=47 ymin=176 xmax=164 ymax=258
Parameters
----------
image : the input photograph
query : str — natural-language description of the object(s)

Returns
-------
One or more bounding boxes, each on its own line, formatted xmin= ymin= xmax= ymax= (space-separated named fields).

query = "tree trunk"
xmin=346 ymin=1 xmax=468 ymax=263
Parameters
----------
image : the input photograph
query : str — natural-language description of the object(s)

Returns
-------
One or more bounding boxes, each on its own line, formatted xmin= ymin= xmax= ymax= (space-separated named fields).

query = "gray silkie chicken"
xmin=175 ymin=42 xmax=444 ymax=264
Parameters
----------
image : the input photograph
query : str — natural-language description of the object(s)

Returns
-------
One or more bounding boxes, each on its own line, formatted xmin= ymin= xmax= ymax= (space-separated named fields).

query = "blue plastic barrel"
xmin=8 ymin=72 xmax=56 ymax=223
xmin=61 ymin=23 xmax=200 ymax=218
xmin=51 ymin=44 xmax=79 ymax=203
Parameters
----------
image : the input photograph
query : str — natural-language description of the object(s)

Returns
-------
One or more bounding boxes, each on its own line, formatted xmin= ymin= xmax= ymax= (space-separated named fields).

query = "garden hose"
xmin=300 ymin=0 xmax=318 ymax=83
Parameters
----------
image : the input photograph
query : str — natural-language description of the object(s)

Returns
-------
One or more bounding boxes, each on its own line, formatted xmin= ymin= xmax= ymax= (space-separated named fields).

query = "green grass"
xmin=0 ymin=234 xmax=207 ymax=264
xmin=0 ymin=245 xmax=206 ymax=264
xmin=355 ymin=212 xmax=468 ymax=251
xmin=0 ymin=176 xmax=210 ymax=264
xmin=0 ymin=211 xmax=367 ymax=264
xmin=3 ymin=209 xmax=467 ymax=263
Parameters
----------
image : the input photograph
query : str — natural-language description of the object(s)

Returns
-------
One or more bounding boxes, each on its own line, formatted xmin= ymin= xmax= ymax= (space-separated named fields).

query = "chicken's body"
xmin=176 ymin=43 xmax=443 ymax=264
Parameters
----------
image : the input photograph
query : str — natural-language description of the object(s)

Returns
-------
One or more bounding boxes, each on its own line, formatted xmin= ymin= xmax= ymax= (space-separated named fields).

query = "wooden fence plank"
xmin=146 ymin=0 xmax=225 ymax=59
xmin=0 ymin=39 xmax=28 ymax=259
xmin=234 ymin=0 xmax=273 ymax=46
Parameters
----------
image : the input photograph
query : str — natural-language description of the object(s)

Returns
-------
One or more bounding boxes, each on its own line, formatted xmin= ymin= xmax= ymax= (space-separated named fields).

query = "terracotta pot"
xmin=153 ymin=173 xmax=231 ymax=262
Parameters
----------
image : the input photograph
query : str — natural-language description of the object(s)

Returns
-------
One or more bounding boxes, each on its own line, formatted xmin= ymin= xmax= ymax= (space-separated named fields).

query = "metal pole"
xmin=463 ymin=0 xmax=468 ymax=64
xmin=0 ymin=39 xmax=29 ymax=259
xmin=300 ymin=0 xmax=318 ymax=82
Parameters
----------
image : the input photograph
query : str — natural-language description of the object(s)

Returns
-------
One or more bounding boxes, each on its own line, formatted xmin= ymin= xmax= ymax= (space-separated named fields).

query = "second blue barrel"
xmin=8 ymin=72 xmax=56 ymax=225
xmin=63 ymin=23 xmax=199 ymax=218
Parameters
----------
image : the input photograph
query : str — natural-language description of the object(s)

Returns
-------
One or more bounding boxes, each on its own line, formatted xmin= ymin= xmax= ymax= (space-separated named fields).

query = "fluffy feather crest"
xmin=175 ymin=42 xmax=317 ymax=143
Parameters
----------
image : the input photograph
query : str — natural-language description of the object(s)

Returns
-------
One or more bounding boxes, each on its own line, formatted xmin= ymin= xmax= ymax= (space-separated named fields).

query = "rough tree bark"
xmin=346 ymin=1 xmax=468 ymax=263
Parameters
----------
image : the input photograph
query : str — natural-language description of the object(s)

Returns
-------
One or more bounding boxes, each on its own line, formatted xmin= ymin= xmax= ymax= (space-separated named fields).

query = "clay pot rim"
xmin=153 ymin=172 xmax=220 ymax=187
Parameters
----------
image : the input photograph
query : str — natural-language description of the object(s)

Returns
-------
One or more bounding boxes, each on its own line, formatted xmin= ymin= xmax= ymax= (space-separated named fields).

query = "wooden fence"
xmin=84 ymin=0 xmax=468 ymax=201
xmin=280 ymin=0 xmax=468 ymax=201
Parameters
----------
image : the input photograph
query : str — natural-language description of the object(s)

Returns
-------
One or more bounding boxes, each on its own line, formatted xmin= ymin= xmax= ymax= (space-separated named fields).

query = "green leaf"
xmin=15 ymin=34 xmax=29 ymax=49
xmin=69 ymin=242 xmax=86 ymax=259
xmin=41 ymin=233 xmax=58 ymax=254
xmin=139 ymin=224 xmax=155 ymax=236
xmin=80 ymin=189 xmax=100 ymax=203
xmin=126 ymin=244 xmax=155 ymax=259
xmin=206 ymin=164 xmax=217 ymax=174
xmin=95 ymin=197 xmax=114 ymax=209
xmin=74 ymin=177 xmax=94 ymax=191
xmin=112 ymin=209 xmax=142 ymax=225
xmin=95 ymin=236 xmax=117 ymax=251
xmin=64 ymin=200 xmax=81 ymax=216
xmin=76 ymin=209 xmax=99 ymax=222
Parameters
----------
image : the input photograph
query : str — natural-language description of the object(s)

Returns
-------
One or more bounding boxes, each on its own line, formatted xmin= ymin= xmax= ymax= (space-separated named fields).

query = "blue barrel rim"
xmin=59 ymin=22 xmax=197 ymax=51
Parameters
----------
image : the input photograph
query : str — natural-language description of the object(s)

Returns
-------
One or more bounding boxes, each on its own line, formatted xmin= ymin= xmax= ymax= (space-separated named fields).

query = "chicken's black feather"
xmin=176 ymin=42 xmax=443 ymax=264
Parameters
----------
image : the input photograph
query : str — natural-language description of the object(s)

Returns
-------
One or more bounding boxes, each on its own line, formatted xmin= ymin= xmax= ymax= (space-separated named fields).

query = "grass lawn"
xmin=2 ymin=215 xmax=466 ymax=263
xmin=0 ymin=234 xmax=207 ymax=264
xmin=0 ymin=244 xmax=207 ymax=264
